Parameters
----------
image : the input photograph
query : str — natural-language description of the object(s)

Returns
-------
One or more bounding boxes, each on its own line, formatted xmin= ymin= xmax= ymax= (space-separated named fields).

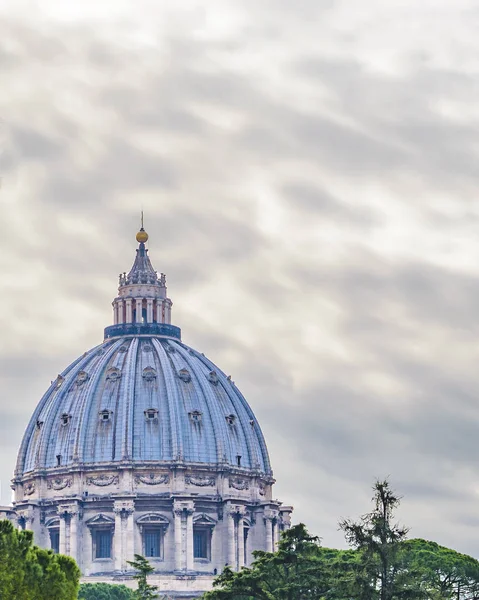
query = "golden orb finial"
xmin=136 ymin=228 xmax=149 ymax=243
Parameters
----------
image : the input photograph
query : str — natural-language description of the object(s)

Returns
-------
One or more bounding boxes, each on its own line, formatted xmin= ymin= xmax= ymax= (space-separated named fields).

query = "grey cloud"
xmin=1 ymin=1 xmax=479 ymax=561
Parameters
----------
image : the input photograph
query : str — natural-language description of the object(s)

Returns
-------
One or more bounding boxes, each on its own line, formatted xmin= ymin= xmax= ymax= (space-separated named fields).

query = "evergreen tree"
xmin=339 ymin=479 xmax=417 ymax=600
xmin=127 ymin=554 xmax=158 ymax=599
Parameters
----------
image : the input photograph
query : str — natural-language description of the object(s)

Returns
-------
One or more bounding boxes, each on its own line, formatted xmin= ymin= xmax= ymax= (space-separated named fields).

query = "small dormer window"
xmin=61 ymin=413 xmax=71 ymax=426
xmin=56 ymin=455 xmax=62 ymax=467
xmin=226 ymin=414 xmax=236 ymax=426
xmin=36 ymin=420 xmax=44 ymax=430
xmin=236 ymin=455 xmax=242 ymax=467
xmin=142 ymin=367 xmax=157 ymax=382
xmin=106 ymin=367 xmax=121 ymax=382
xmin=144 ymin=409 xmax=159 ymax=422
xmin=178 ymin=368 xmax=191 ymax=383
xmin=208 ymin=371 xmax=219 ymax=385
xmin=99 ymin=410 xmax=112 ymax=422
xmin=189 ymin=410 xmax=203 ymax=424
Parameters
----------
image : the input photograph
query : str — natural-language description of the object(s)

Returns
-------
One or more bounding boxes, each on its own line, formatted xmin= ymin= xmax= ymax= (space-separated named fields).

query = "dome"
xmin=16 ymin=335 xmax=271 ymax=476
xmin=11 ymin=223 xmax=290 ymax=597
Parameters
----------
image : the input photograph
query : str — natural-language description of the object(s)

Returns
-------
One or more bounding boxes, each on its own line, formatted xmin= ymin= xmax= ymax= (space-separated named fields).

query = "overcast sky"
xmin=1 ymin=0 xmax=479 ymax=556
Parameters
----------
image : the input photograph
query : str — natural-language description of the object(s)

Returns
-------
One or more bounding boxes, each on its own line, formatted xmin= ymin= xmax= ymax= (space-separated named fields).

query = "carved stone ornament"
xmin=178 ymin=368 xmax=191 ymax=383
xmin=142 ymin=366 xmax=157 ymax=382
xmin=106 ymin=367 xmax=121 ymax=382
xmin=185 ymin=475 xmax=216 ymax=487
xmin=258 ymin=482 xmax=266 ymax=496
xmin=135 ymin=473 xmax=169 ymax=485
xmin=113 ymin=500 xmax=135 ymax=515
xmin=229 ymin=478 xmax=249 ymax=491
xmin=87 ymin=475 xmax=119 ymax=487
xmin=207 ymin=371 xmax=219 ymax=385
xmin=47 ymin=477 xmax=73 ymax=491
xmin=75 ymin=371 xmax=89 ymax=386
xmin=24 ymin=482 xmax=35 ymax=496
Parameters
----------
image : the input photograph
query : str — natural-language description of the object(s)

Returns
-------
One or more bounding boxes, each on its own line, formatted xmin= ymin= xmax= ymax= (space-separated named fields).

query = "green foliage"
xmin=400 ymin=538 xmax=479 ymax=599
xmin=127 ymin=554 xmax=158 ymax=599
xmin=79 ymin=582 xmax=136 ymax=600
xmin=0 ymin=519 xmax=80 ymax=600
xmin=203 ymin=523 xmax=339 ymax=600
xmin=339 ymin=478 xmax=416 ymax=600
xmin=204 ymin=479 xmax=479 ymax=600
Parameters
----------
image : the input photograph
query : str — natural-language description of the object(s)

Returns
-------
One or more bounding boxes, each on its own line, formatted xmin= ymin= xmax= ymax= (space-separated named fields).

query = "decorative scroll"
xmin=229 ymin=478 xmax=249 ymax=491
xmin=47 ymin=477 xmax=72 ymax=491
xmin=186 ymin=475 xmax=216 ymax=487
xmin=24 ymin=482 xmax=35 ymax=496
xmin=135 ymin=473 xmax=169 ymax=486
xmin=87 ymin=475 xmax=119 ymax=487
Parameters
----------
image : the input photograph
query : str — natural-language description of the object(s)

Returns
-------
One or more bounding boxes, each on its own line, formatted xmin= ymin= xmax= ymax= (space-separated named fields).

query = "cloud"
xmin=1 ymin=0 xmax=479 ymax=560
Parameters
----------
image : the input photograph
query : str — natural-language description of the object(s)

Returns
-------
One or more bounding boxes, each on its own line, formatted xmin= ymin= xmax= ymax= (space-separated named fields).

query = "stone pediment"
xmin=137 ymin=513 xmax=169 ymax=525
xmin=193 ymin=513 xmax=216 ymax=526
xmin=85 ymin=513 xmax=114 ymax=526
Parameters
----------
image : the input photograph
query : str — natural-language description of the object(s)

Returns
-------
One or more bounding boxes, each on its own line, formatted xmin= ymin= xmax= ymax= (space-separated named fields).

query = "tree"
xmin=127 ymin=554 xmax=158 ymax=600
xmin=339 ymin=479 xmax=416 ymax=600
xmin=400 ymin=539 xmax=479 ymax=600
xmin=0 ymin=519 xmax=80 ymax=600
xmin=203 ymin=523 xmax=339 ymax=600
xmin=79 ymin=582 xmax=136 ymax=600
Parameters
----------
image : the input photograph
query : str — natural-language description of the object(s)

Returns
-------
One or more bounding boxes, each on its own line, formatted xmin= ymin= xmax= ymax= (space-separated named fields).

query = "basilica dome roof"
xmin=15 ymin=226 xmax=272 ymax=479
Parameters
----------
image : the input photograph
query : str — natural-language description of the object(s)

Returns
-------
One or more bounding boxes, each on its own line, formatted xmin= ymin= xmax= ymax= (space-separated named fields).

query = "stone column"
xmin=114 ymin=505 xmax=123 ymax=571
xmin=186 ymin=508 xmax=194 ymax=572
xmin=174 ymin=508 xmax=183 ymax=572
xmin=69 ymin=506 xmax=80 ymax=563
xmin=237 ymin=516 xmax=245 ymax=569
xmin=125 ymin=299 xmax=133 ymax=324
xmin=156 ymin=302 xmax=162 ymax=324
xmin=227 ymin=508 xmax=236 ymax=568
xmin=125 ymin=503 xmax=135 ymax=567
xmin=59 ymin=514 xmax=67 ymax=555
xmin=264 ymin=517 xmax=273 ymax=553
xmin=135 ymin=299 xmax=142 ymax=323
xmin=146 ymin=299 xmax=153 ymax=323
xmin=113 ymin=302 xmax=118 ymax=324
xmin=117 ymin=299 xmax=124 ymax=324
xmin=173 ymin=500 xmax=194 ymax=573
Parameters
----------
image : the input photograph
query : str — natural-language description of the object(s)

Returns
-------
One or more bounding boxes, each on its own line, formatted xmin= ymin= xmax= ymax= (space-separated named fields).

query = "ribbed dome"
xmin=16 ymin=336 xmax=271 ymax=476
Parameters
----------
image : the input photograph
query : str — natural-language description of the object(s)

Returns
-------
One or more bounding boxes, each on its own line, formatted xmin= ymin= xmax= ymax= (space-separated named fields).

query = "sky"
xmin=1 ymin=0 xmax=479 ymax=556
